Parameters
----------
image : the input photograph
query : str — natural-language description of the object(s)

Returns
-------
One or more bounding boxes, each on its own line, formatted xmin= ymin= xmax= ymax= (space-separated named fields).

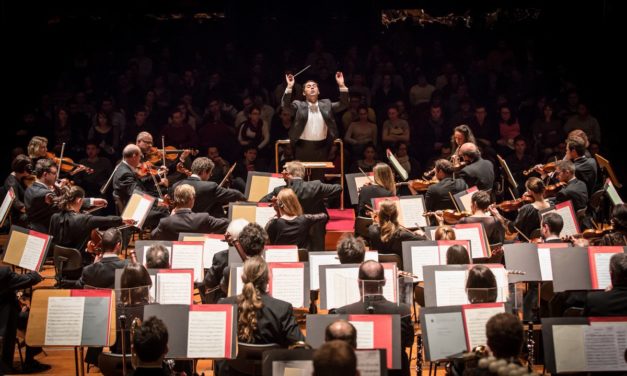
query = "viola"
xmin=136 ymin=161 xmax=161 ymax=177
xmin=523 ymin=161 xmax=557 ymax=176
xmin=578 ymin=224 xmax=614 ymax=240
xmin=424 ymin=209 xmax=472 ymax=225
xmin=176 ymin=162 xmax=192 ymax=177
xmin=46 ymin=152 xmax=94 ymax=174
xmin=145 ymin=146 xmax=199 ymax=164
xmin=86 ymin=229 xmax=103 ymax=255
xmin=544 ymin=182 xmax=566 ymax=198
xmin=495 ymin=195 xmax=534 ymax=212
xmin=399 ymin=178 xmax=438 ymax=192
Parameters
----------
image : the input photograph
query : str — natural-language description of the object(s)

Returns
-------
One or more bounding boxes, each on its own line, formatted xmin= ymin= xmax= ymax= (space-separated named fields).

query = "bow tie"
xmin=309 ymin=104 xmax=318 ymax=112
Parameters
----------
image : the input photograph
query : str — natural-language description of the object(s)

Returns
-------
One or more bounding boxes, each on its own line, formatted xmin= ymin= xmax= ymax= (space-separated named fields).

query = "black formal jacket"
xmin=555 ymin=178 xmax=588 ymax=212
xmin=583 ymin=286 xmax=627 ymax=317
xmin=219 ymin=293 xmax=305 ymax=347
xmin=49 ymin=211 xmax=124 ymax=251
xmin=76 ymin=256 xmax=128 ymax=288
xmin=112 ymin=162 xmax=145 ymax=205
xmin=24 ymin=181 xmax=57 ymax=233
xmin=281 ymin=88 xmax=349 ymax=145
xmin=203 ymin=249 xmax=229 ymax=303
xmin=260 ymin=178 xmax=342 ymax=215
xmin=265 ymin=213 xmax=328 ymax=249
xmin=573 ymin=156 xmax=598 ymax=196
xmin=358 ymin=184 xmax=394 ymax=217
xmin=424 ymin=177 xmax=468 ymax=211
xmin=172 ymin=176 xmax=245 ymax=218
xmin=151 ymin=208 xmax=229 ymax=240
xmin=3 ymin=174 xmax=26 ymax=213
xmin=457 ymin=157 xmax=495 ymax=191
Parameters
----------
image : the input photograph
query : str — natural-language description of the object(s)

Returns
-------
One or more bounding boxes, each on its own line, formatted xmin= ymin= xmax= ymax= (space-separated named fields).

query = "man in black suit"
xmin=335 ymin=261 xmax=413 ymax=376
xmin=566 ymin=135 xmax=599 ymax=197
xmin=282 ymin=71 xmax=349 ymax=179
xmin=24 ymin=159 xmax=106 ymax=233
xmin=554 ymin=160 xmax=588 ymax=212
xmin=151 ymin=184 xmax=228 ymax=240
xmin=424 ymin=159 xmax=469 ymax=211
xmin=260 ymin=160 xmax=342 ymax=251
xmin=3 ymin=154 xmax=32 ymax=227
xmin=541 ymin=212 xmax=564 ymax=243
xmin=0 ymin=267 xmax=48 ymax=373
xmin=457 ymin=142 xmax=495 ymax=191
xmin=584 ymin=253 xmax=627 ymax=316
xmin=76 ymin=228 xmax=127 ymax=288
xmin=172 ymin=157 xmax=245 ymax=218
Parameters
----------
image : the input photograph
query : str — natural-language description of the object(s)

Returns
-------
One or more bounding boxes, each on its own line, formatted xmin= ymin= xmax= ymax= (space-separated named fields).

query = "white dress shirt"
xmin=300 ymin=101 xmax=327 ymax=141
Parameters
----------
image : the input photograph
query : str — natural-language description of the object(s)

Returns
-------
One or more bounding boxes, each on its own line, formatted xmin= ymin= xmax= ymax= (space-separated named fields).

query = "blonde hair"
xmin=373 ymin=163 xmax=396 ymax=196
xmin=237 ymin=256 xmax=268 ymax=342
xmin=27 ymin=136 xmax=48 ymax=158
xmin=378 ymin=200 xmax=400 ymax=242
xmin=285 ymin=161 xmax=306 ymax=178
xmin=435 ymin=225 xmax=456 ymax=240
xmin=173 ymin=184 xmax=195 ymax=206
xmin=277 ymin=188 xmax=303 ymax=217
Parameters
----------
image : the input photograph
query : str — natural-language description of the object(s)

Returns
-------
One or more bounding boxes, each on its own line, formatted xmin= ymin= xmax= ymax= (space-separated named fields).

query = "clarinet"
xmin=526 ymin=321 xmax=535 ymax=372
xmin=416 ymin=332 xmax=424 ymax=374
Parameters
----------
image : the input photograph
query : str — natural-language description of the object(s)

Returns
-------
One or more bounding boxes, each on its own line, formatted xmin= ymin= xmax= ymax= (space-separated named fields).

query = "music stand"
xmin=386 ymin=148 xmax=409 ymax=181
xmin=595 ymin=153 xmax=622 ymax=188
xmin=496 ymin=154 xmax=518 ymax=196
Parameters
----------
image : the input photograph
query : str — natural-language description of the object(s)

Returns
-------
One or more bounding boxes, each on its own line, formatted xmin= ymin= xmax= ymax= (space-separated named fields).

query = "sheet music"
xmin=255 ymin=206 xmax=277 ymax=227
xmin=171 ymin=244 xmax=204 ymax=283
xmin=400 ymin=197 xmax=427 ymax=228
xmin=382 ymin=267 xmax=397 ymax=303
xmin=459 ymin=191 xmax=474 ymax=212
xmin=356 ymin=350 xmax=382 ymax=376
xmin=149 ymin=275 xmax=156 ymax=302
xmin=434 ymin=271 xmax=469 ymax=306
xmin=157 ymin=273 xmax=192 ymax=304
xmin=423 ymin=312 xmax=466 ymax=360
xmin=265 ymin=247 xmax=299 ymax=263
xmin=187 ymin=311 xmax=227 ymax=358
xmin=463 ymin=305 xmax=505 ymax=350
xmin=537 ymin=248 xmax=553 ymax=281
xmin=271 ymin=267 xmax=304 ymax=307
xmin=553 ymin=325 xmax=586 ymax=373
xmin=0 ymin=187 xmax=14 ymax=225
xmin=268 ymin=177 xmax=287 ymax=194
xmin=454 ymin=227 xmax=485 ymax=258
xmin=545 ymin=203 xmax=578 ymax=237
xmin=19 ymin=233 xmax=46 ymax=271
xmin=584 ymin=325 xmax=627 ymax=371
xmin=588 ymin=321 xmax=627 ymax=371
xmin=125 ymin=194 xmax=153 ymax=227
xmin=203 ymin=238 xmax=229 ymax=269
xmin=606 ymin=180 xmax=624 ymax=205
xmin=364 ymin=251 xmax=379 ymax=261
xmin=489 ymin=267 xmax=508 ymax=302
xmin=272 ymin=361 xmax=313 ymax=376
xmin=355 ymin=176 xmax=372 ymax=192
xmin=45 ymin=297 xmax=85 ymax=346
xmin=350 ymin=321 xmax=374 ymax=349
xmin=411 ymin=246 xmax=439 ymax=281
xmin=309 ymin=254 xmax=340 ymax=290
xmin=234 ymin=266 xmax=244 ymax=296
xmin=593 ymin=252 xmax=614 ymax=290
xmin=327 ymin=268 xmax=360 ymax=309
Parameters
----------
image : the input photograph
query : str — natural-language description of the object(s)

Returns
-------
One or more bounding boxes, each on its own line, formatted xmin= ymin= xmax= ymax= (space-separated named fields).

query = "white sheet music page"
xmin=434 ymin=270 xmax=468 ymax=306
xmin=588 ymin=320 xmax=627 ymax=371
xmin=203 ymin=238 xmax=228 ymax=269
xmin=187 ymin=311 xmax=227 ymax=358
xmin=424 ymin=312 xmax=466 ymax=360
xmin=350 ymin=321 xmax=375 ymax=349
xmin=593 ymin=252 xmax=614 ymax=290
xmin=255 ymin=206 xmax=277 ymax=227
xmin=537 ymin=247 xmax=554 ymax=281
xmin=454 ymin=226 xmax=485 ymax=258
xmin=171 ymin=243 xmax=204 ymax=283
xmin=157 ymin=273 xmax=192 ymax=304
xmin=45 ymin=297 xmax=85 ymax=346
xmin=583 ymin=324 xmax=627 ymax=371
xmin=309 ymin=254 xmax=339 ymax=290
xmin=264 ymin=246 xmax=299 ymax=263
xmin=268 ymin=176 xmax=286 ymax=194
xmin=328 ymin=268 xmax=360 ymax=309
xmin=19 ymin=233 xmax=46 ymax=271
xmin=488 ymin=266 xmax=508 ymax=302
xmin=356 ymin=350 xmax=382 ymax=376
xmin=0 ymin=187 xmax=14 ymax=225
xmin=270 ymin=266 xmax=304 ymax=307
xmin=552 ymin=325 xmax=586 ymax=373
xmin=411 ymin=246 xmax=439 ymax=281
xmin=382 ymin=266 xmax=397 ymax=303
xmin=355 ymin=176 xmax=372 ymax=192
xmin=400 ymin=197 xmax=427 ymax=228
xmin=234 ymin=266 xmax=244 ymax=296
xmin=462 ymin=304 xmax=505 ymax=350
xmin=364 ymin=250 xmax=379 ymax=261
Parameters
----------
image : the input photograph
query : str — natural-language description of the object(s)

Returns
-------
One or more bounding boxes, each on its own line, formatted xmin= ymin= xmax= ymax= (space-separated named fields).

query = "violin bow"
xmin=359 ymin=167 xmax=374 ymax=183
xmin=56 ymin=142 xmax=66 ymax=181
xmin=219 ymin=162 xmax=237 ymax=188
xmin=161 ymin=136 xmax=166 ymax=168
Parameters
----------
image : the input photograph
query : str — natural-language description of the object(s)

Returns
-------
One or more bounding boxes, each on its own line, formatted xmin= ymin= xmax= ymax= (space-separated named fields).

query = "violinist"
xmin=49 ymin=186 xmax=132 ymax=262
xmin=75 ymin=228 xmax=127 ymax=289
xmin=358 ymin=163 xmax=396 ymax=217
xmin=424 ymin=159 xmax=468 ymax=211
xmin=489 ymin=177 xmax=551 ymax=241
xmin=457 ymin=191 xmax=505 ymax=245
xmin=24 ymin=159 xmax=107 ymax=233
xmin=457 ymin=142 xmax=495 ymax=191
xmin=553 ymin=160 xmax=588 ymax=212
xmin=73 ymin=141 xmax=113 ymax=198
xmin=26 ymin=136 xmax=48 ymax=165
xmin=368 ymin=199 xmax=426 ymax=258
xmin=566 ymin=135 xmax=599 ymax=197
xmin=3 ymin=154 xmax=32 ymax=226
xmin=135 ymin=131 xmax=171 ymax=195
xmin=450 ymin=124 xmax=476 ymax=162
xmin=172 ymin=157 xmax=245 ymax=218
xmin=594 ymin=203 xmax=627 ymax=246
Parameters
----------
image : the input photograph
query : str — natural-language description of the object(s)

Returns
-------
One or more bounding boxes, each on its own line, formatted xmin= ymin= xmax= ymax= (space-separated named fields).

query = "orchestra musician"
xmin=3 ymin=154 xmax=32 ymax=226
xmin=260 ymin=160 xmax=341 ymax=251
xmin=565 ymin=135 xmax=599 ymax=196
xmin=172 ymin=157 xmax=245 ymax=218
xmin=594 ymin=203 xmax=627 ymax=246
xmin=358 ymin=163 xmax=396 ymax=217
xmin=151 ymin=184 xmax=229 ymax=240
xmin=457 ymin=142 xmax=495 ymax=191
xmin=26 ymin=136 xmax=48 ymax=165
xmin=553 ymin=160 xmax=588 ymax=212
xmin=540 ymin=212 xmax=565 ymax=243
xmin=135 ymin=131 xmax=170 ymax=195
xmin=489 ymin=177 xmax=551 ymax=241
xmin=75 ymin=228 xmax=127 ymax=289
xmin=24 ymin=158 xmax=106 ymax=233
xmin=458 ymin=190 xmax=505 ymax=245
xmin=367 ymin=199 xmax=426 ymax=259
xmin=424 ymin=159 xmax=468 ymax=211
xmin=450 ymin=124 xmax=476 ymax=162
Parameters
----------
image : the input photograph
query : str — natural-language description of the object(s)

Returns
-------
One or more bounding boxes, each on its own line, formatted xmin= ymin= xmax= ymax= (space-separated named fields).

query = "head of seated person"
xmin=227 ymin=218 xmax=250 ymax=241
xmin=358 ymin=260 xmax=385 ymax=297
xmin=325 ymin=319 xmax=357 ymax=349
xmin=471 ymin=190 xmax=491 ymax=212
xmin=486 ymin=313 xmax=523 ymax=359
xmin=121 ymin=262 xmax=152 ymax=305
xmin=337 ymin=234 xmax=366 ymax=264
xmin=276 ymin=188 xmax=303 ymax=217
xmin=100 ymin=228 xmax=123 ymax=256
xmin=133 ymin=316 xmax=169 ymax=368
xmin=237 ymin=256 xmax=269 ymax=343
xmin=466 ymin=265 xmax=497 ymax=304
xmin=610 ymin=253 xmax=627 ymax=287
xmin=435 ymin=225 xmax=456 ymax=240
xmin=173 ymin=184 xmax=195 ymax=209
xmin=541 ymin=212 xmax=563 ymax=239
xmin=378 ymin=200 xmax=401 ymax=242
xmin=239 ymin=223 xmax=268 ymax=257
xmin=145 ymin=244 xmax=169 ymax=269
xmin=313 ymin=340 xmax=359 ymax=376
xmin=446 ymin=245 xmax=470 ymax=265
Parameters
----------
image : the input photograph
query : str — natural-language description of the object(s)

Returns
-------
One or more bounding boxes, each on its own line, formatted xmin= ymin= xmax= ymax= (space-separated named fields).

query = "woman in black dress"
xmin=367 ymin=199 xmax=426 ymax=259
xmin=357 ymin=163 xmax=396 ymax=217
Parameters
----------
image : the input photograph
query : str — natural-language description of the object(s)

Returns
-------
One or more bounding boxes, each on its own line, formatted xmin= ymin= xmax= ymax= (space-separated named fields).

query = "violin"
xmin=494 ymin=195 xmax=534 ymax=212
xmin=176 ymin=162 xmax=192 ymax=177
xmin=46 ymin=152 xmax=94 ymax=174
xmin=145 ymin=146 xmax=199 ymax=164
xmin=523 ymin=161 xmax=557 ymax=176
xmin=398 ymin=178 xmax=438 ymax=192
xmin=86 ymin=229 xmax=104 ymax=255
xmin=424 ymin=209 xmax=472 ymax=225
xmin=544 ymin=182 xmax=566 ymax=198
xmin=225 ymin=232 xmax=248 ymax=261
xmin=136 ymin=161 xmax=162 ymax=177
xmin=572 ymin=224 xmax=615 ymax=240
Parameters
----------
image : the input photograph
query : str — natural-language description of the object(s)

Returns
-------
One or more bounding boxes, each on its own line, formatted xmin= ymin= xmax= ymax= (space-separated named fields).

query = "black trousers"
xmin=294 ymin=139 xmax=329 ymax=181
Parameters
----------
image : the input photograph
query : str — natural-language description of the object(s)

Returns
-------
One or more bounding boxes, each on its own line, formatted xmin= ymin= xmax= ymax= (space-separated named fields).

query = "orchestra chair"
xmin=576 ymin=208 xmax=588 ymax=229
xmin=227 ymin=343 xmax=281 ymax=375
xmin=98 ymin=352 xmax=130 ymax=376
xmin=53 ymin=245 xmax=83 ymax=288
xmin=378 ymin=253 xmax=402 ymax=270
xmin=354 ymin=216 xmax=373 ymax=241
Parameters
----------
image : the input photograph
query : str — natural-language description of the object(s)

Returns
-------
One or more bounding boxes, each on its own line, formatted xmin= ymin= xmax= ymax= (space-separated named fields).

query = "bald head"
xmin=358 ymin=260 xmax=384 ymax=281
xmin=325 ymin=320 xmax=357 ymax=349
xmin=459 ymin=142 xmax=480 ymax=161
xmin=123 ymin=144 xmax=141 ymax=159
